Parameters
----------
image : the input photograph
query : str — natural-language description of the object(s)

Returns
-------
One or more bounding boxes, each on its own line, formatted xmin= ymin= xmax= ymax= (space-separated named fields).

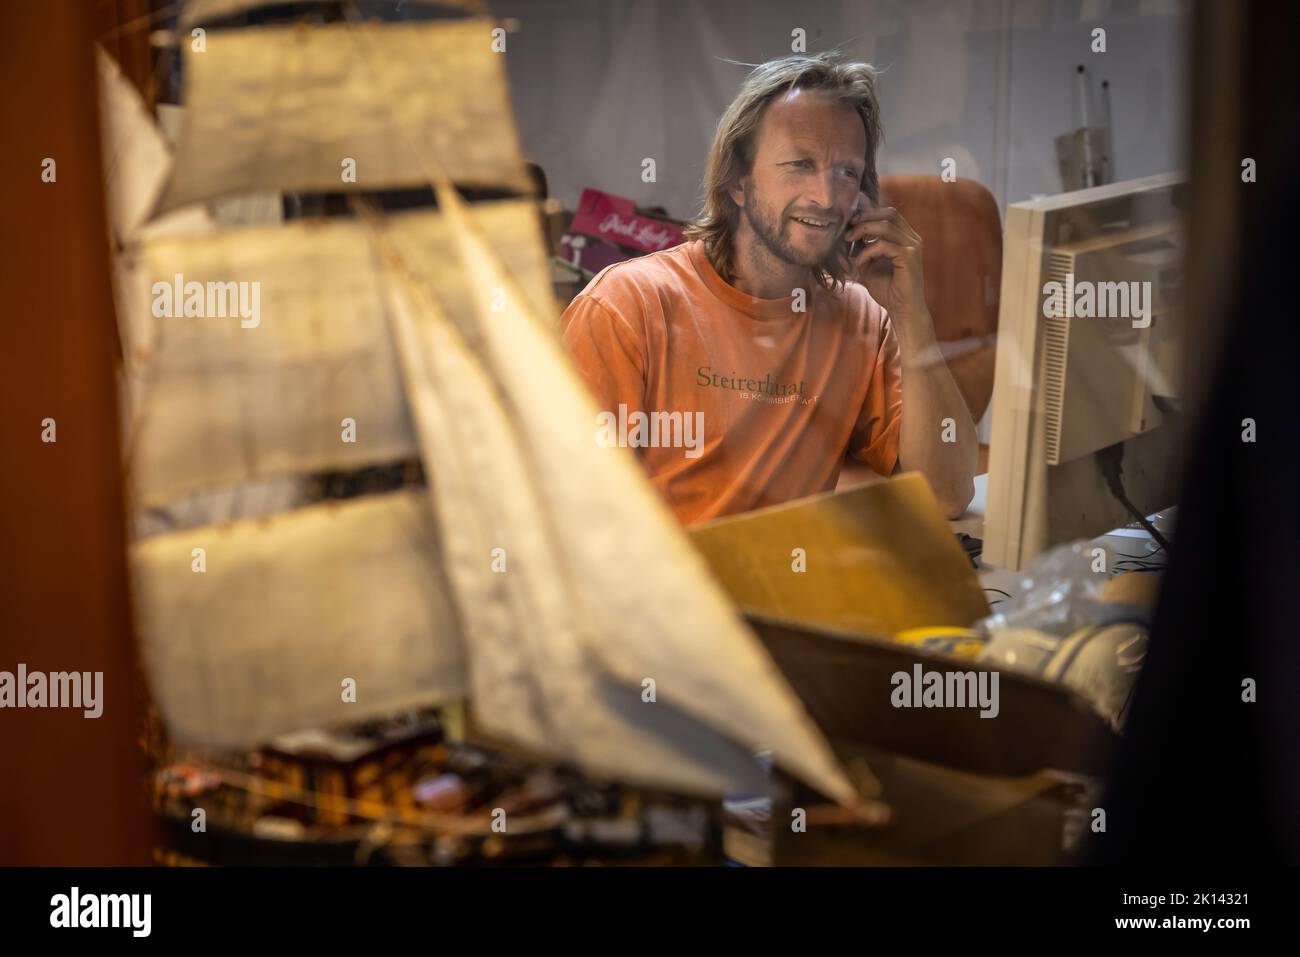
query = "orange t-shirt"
xmin=561 ymin=239 xmax=903 ymax=526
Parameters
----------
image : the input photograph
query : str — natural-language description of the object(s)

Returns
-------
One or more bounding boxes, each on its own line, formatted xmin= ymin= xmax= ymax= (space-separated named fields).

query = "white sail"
xmin=96 ymin=47 xmax=214 ymax=244
xmin=132 ymin=489 xmax=466 ymax=749
xmin=153 ymin=20 xmax=530 ymax=216
xmin=124 ymin=220 xmax=415 ymax=506
xmin=383 ymin=267 xmax=778 ymax=797
xmin=98 ymin=46 xmax=215 ymax=457
xmin=122 ymin=200 xmax=550 ymax=508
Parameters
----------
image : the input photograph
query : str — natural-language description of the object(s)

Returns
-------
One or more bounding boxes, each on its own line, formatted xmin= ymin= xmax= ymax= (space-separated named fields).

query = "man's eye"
xmin=788 ymin=160 xmax=811 ymax=168
xmin=840 ymin=167 xmax=860 ymax=178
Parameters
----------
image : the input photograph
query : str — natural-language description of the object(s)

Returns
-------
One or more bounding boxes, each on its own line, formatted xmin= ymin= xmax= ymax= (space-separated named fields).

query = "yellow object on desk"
xmin=894 ymin=626 xmax=987 ymax=659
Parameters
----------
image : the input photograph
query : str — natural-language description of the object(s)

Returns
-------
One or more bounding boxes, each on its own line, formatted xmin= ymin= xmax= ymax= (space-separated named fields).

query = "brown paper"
xmin=689 ymin=474 xmax=991 ymax=638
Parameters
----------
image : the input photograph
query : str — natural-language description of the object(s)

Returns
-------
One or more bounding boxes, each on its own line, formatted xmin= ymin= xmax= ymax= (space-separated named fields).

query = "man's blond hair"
xmin=684 ymin=52 xmax=884 ymax=292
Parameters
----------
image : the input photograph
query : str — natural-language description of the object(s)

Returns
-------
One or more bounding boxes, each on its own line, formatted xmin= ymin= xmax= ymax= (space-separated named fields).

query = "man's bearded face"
xmin=741 ymin=178 xmax=842 ymax=269
xmin=733 ymin=88 xmax=869 ymax=273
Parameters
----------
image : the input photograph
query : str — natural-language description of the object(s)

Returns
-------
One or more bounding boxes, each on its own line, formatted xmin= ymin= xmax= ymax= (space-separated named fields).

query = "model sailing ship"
xmin=99 ymin=0 xmax=859 ymax=863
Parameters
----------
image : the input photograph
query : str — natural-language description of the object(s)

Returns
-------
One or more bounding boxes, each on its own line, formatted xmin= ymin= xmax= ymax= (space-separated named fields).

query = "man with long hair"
xmin=562 ymin=53 xmax=976 ymax=524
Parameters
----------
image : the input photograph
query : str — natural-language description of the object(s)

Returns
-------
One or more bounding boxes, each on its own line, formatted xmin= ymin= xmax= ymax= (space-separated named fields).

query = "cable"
xmin=1116 ymin=547 xmax=1164 ymax=559
xmin=1096 ymin=443 xmax=1173 ymax=553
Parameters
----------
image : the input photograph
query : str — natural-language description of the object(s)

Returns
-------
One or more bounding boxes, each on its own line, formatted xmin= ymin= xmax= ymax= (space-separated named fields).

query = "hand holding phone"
xmin=841 ymin=196 xmax=929 ymax=321
xmin=843 ymin=193 xmax=868 ymax=260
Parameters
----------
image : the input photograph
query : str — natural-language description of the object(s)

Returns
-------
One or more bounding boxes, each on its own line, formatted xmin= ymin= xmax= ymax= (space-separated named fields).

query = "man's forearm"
xmin=895 ymin=314 xmax=978 ymax=518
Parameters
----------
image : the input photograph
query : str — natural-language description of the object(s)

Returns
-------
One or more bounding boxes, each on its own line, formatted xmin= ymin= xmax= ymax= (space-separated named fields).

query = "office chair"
xmin=878 ymin=175 xmax=1003 ymax=423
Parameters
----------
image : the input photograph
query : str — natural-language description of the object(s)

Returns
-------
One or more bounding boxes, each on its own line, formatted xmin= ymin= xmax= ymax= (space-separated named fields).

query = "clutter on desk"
xmin=977 ymin=541 xmax=1153 ymax=730
xmin=688 ymin=480 xmax=1131 ymax=864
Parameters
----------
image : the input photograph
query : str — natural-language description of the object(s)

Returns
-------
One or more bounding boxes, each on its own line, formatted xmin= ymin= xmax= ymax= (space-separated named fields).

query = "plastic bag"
xmin=978 ymin=540 xmax=1109 ymax=640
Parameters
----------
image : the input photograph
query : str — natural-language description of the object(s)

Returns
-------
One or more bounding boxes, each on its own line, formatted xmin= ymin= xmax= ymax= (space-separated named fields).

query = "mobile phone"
xmin=843 ymin=194 xmax=867 ymax=259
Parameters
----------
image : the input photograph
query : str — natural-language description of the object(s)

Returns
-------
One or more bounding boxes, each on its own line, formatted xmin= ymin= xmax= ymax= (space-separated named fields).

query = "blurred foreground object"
xmin=1091 ymin=0 xmax=1300 ymax=865
xmin=0 ymin=1 xmax=151 ymax=865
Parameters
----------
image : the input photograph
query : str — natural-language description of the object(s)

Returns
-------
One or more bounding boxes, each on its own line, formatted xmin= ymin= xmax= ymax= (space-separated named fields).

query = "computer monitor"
xmin=983 ymin=173 xmax=1188 ymax=570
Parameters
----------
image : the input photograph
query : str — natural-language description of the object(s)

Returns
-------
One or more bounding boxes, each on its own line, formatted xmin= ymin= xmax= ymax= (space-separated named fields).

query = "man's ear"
xmin=727 ymin=177 xmax=746 ymax=209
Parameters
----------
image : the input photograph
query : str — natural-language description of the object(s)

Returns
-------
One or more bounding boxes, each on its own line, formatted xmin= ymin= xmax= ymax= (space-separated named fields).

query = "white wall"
xmin=488 ymin=0 xmax=1189 ymax=221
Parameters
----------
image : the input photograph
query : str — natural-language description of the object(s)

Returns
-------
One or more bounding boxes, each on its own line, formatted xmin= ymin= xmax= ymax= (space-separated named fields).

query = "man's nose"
xmin=804 ymin=171 xmax=837 ymax=215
